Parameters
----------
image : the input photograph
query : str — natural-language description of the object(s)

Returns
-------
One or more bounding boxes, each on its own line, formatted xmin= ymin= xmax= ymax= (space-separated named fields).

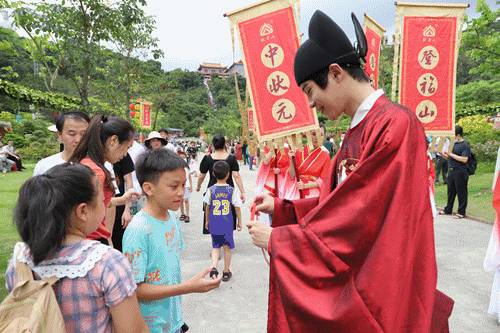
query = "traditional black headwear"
xmin=294 ymin=10 xmax=367 ymax=85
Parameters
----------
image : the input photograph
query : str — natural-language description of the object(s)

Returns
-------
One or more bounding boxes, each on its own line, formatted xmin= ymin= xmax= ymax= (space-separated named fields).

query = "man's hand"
xmin=253 ymin=193 xmax=274 ymax=215
xmin=297 ymin=181 xmax=305 ymax=190
xmin=196 ymin=185 xmax=201 ymax=192
xmin=186 ymin=267 xmax=222 ymax=293
xmin=240 ymin=192 xmax=246 ymax=203
xmin=123 ymin=189 xmax=140 ymax=203
xmin=247 ymin=222 xmax=273 ymax=249
xmin=237 ymin=222 xmax=242 ymax=231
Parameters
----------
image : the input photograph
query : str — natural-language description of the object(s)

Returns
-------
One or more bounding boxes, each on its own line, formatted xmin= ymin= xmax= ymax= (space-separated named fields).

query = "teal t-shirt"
xmin=123 ymin=210 xmax=185 ymax=333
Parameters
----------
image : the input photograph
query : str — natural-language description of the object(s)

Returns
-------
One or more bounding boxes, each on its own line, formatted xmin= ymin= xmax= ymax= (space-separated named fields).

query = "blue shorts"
xmin=211 ymin=234 xmax=235 ymax=249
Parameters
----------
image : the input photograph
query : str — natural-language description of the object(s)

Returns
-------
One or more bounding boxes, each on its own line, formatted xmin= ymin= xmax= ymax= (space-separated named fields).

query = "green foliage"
xmin=456 ymin=80 xmax=500 ymax=119
xmin=471 ymin=141 xmax=499 ymax=162
xmin=460 ymin=0 xmax=500 ymax=80
xmin=203 ymin=106 xmax=241 ymax=139
xmin=458 ymin=115 xmax=500 ymax=144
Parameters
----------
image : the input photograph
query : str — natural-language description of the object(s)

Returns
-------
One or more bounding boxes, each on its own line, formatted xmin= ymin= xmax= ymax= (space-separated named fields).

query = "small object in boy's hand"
xmin=209 ymin=267 xmax=219 ymax=279
xmin=181 ymin=323 xmax=189 ymax=332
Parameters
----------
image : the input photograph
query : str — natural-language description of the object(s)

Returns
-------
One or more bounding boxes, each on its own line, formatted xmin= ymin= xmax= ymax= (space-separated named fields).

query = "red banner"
xmin=238 ymin=7 xmax=316 ymax=140
xmin=247 ymin=108 xmax=255 ymax=131
xmin=400 ymin=16 xmax=457 ymax=133
xmin=142 ymin=103 xmax=151 ymax=128
xmin=364 ymin=26 xmax=382 ymax=89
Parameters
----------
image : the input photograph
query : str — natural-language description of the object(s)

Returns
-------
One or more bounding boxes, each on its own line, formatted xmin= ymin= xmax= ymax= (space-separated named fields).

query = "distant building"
xmin=0 ymin=9 xmax=14 ymax=29
xmin=198 ymin=63 xmax=228 ymax=79
xmin=225 ymin=60 xmax=245 ymax=77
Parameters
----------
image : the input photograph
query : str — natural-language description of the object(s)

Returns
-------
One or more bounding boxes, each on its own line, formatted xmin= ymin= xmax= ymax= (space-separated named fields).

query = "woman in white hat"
xmin=144 ymin=131 xmax=167 ymax=150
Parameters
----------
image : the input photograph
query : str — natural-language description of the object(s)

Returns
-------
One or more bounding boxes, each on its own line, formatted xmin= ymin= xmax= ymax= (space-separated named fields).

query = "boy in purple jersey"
xmin=204 ymin=161 xmax=242 ymax=282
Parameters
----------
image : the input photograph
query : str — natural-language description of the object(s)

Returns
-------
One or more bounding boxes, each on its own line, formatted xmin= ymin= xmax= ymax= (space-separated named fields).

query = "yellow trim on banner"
xmin=364 ymin=13 xmax=386 ymax=34
xmin=394 ymin=2 xmax=469 ymax=9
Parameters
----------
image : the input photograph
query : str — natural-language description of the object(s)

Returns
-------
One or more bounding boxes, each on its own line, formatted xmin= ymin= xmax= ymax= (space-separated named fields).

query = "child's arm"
xmin=188 ymin=173 xmax=193 ymax=192
xmin=110 ymin=294 xmax=149 ymax=333
xmin=204 ymin=204 xmax=210 ymax=230
xmin=235 ymin=206 xmax=242 ymax=231
xmin=136 ymin=267 xmax=221 ymax=301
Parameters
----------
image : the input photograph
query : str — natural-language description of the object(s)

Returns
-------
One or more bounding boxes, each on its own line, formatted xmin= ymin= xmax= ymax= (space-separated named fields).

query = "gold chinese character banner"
xmin=225 ymin=0 xmax=319 ymax=143
xmin=393 ymin=2 xmax=468 ymax=135
xmin=363 ymin=14 xmax=385 ymax=89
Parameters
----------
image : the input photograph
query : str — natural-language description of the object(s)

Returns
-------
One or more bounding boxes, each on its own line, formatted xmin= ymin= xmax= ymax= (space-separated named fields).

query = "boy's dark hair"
xmin=212 ymin=134 xmax=225 ymax=150
xmin=308 ymin=64 xmax=369 ymax=89
xmin=70 ymin=115 xmax=134 ymax=187
xmin=136 ymin=149 xmax=188 ymax=189
xmin=455 ymin=125 xmax=463 ymax=137
xmin=158 ymin=128 xmax=168 ymax=134
xmin=55 ymin=111 xmax=90 ymax=132
xmin=213 ymin=161 xmax=230 ymax=180
xmin=15 ymin=163 xmax=97 ymax=265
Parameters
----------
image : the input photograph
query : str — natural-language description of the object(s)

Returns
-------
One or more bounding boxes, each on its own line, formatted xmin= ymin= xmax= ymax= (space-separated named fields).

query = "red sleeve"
xmin=272 ymin=197 xmax=318 ymax=228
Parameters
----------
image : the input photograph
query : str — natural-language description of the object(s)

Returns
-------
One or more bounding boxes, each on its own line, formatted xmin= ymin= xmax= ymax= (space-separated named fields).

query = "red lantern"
xmin=129 ymin=111 xmax=135 ymax=118
xmin=129 ymin=103 xmax=135 ymax=111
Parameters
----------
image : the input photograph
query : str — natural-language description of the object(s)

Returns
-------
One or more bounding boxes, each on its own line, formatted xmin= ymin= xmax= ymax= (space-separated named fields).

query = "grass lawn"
xmin=0 ymin=164 xmax=32 ymax=300
xmin=434 ymin=161 xmax=496 ymax=223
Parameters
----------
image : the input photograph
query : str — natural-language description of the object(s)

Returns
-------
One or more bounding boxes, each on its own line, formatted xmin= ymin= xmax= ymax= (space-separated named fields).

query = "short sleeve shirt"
xmin=113 ymin=153 xmax=135 ymax=195
xmin=449 ymin=141 xmax=471 ymax=170
xmin=33 ymin=152 xmax=66 ymax=176
xmin=81 ymin=157 xmax=113 ymax=239
xmin=122 ymin=210 xmax=185 ymax=333
xmin=199 ymin=154 xmax=239 ymax=188
xmin=6 ymin=240 xmax=136 ymax=333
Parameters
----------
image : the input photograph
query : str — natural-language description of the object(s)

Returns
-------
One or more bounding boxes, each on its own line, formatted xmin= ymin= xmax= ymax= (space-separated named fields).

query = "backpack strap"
xmin=15 ymin=261 xmax=34 ymax=283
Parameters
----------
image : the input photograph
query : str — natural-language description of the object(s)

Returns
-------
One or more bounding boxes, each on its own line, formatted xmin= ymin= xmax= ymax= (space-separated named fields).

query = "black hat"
xmin=294 ymin=11 xmax=367 ymax=85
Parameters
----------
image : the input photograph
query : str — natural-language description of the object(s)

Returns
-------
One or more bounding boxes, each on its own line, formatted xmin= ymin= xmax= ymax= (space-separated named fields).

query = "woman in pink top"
xmin=70 ymin=115 xmax=139 ymax=245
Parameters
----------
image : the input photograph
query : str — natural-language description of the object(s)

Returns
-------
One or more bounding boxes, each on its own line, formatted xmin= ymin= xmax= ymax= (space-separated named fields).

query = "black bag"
xmin=466 ymin=151 xmax=477 ymax=176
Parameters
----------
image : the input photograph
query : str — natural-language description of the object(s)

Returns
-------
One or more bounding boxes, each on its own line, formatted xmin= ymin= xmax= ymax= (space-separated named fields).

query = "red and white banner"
xmin=363 ymin=14 xmax=385 ymax=89
xmin=395 ymin=2 xmax=468 ymax=135
xmin=141 ymin=103 xmax=151 ymax=129
xmin=226 ymin=0 xmax=318 ymax=142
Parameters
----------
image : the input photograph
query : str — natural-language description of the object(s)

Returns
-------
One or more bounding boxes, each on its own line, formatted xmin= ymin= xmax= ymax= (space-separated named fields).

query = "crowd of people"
xmin=2 ymin=8 xmax=499 ymax=333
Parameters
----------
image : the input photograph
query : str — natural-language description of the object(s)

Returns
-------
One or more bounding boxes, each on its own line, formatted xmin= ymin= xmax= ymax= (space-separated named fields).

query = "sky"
xmin=144 ymin=0 xmax=497 ymax=71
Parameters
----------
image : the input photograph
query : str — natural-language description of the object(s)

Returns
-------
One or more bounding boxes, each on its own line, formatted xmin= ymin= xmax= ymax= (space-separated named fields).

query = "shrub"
xmin=458 ymin=115 xmax=499 ymax=144
xmin=470 ymin=141 xmax=499 ymax=163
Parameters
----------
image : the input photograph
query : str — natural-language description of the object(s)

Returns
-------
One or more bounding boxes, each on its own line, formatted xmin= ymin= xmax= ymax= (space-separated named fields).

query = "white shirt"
xmin=33 ymin=152 xmax=66 ymax=176
xmin=128 ymin=141 xmax=146 ymax=193
xmin=350 ymin=89 xmax=384 ymax=129
xmin=165 ymin=142 xmax=176 ymax=152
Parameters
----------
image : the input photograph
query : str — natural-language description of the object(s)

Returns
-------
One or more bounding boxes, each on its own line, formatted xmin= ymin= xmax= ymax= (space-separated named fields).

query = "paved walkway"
xmin=180 ymin=159 xmax=499 ymax=332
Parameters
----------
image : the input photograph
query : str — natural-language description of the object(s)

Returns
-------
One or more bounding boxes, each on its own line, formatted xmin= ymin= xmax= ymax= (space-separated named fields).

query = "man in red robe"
xmin=247 ymin=10 xmax=453 ymax=332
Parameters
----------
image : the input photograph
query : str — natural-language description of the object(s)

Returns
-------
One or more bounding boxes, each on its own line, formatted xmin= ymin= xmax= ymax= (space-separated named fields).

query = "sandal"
xmin=179 ymin=214 xmax=186 ymax=221
xmin=184 ymin=216 xmax=190 ymax=223
xmin=454 ymin=214 xmax=465 ymax=219
xmin=222 ymin=270 xmax=232 ymax=282
xmin=438 ymin=210 xmax=448 ymax=215
xmin=209 ymin=267 xmax=219 ymax=279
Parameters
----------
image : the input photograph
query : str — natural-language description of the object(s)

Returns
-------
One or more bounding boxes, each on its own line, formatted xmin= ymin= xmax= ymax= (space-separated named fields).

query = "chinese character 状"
xmin=269 ymin=75 xmax=288 ymax=95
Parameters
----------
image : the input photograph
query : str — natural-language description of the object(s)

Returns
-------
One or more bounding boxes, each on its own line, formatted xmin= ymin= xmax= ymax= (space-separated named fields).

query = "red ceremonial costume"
xmin=267 ymin=95 xmax=452 ymax=332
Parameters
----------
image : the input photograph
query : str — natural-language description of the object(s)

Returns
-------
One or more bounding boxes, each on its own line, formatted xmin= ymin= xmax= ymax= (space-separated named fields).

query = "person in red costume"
xmin=288 ymin=133 xmax=331 ymax=199
xmin=247 ymin=10 xmax=453 ymax=333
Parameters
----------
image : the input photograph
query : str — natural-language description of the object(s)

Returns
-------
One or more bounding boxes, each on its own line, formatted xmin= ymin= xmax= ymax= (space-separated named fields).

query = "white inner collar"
xmin=350 ymin=89 xmax=384 ymax=129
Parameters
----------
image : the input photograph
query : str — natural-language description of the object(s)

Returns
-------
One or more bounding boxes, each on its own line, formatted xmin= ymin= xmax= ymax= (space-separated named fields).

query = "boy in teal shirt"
xmin=124 ymin=149 xmax=221 ymax=333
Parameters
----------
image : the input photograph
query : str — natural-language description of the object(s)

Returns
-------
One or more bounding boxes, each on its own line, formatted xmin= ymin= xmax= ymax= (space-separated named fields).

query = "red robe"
xmin=267 ymin=95 xmax=453 ymax=332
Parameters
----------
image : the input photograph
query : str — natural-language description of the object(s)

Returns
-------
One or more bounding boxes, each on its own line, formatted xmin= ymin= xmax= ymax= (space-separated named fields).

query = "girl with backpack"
xmin=5 ymin=163 xmax=149 ymax=333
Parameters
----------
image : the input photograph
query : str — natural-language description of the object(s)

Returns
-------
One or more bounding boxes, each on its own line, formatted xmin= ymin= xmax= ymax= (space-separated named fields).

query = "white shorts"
xmin=183 ymin=188 xmax=191 ymax=200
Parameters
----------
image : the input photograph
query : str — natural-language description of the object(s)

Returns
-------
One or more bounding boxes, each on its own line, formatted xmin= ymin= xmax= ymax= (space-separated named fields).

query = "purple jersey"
xmin=208 ymin=185 xmax=234 ymax=235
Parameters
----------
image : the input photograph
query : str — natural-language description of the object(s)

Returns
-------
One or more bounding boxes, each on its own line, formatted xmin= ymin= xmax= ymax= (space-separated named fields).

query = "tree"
xmin=9 ymin=0 xmax=150 ymax=108
xmin=460 ymin=0 xmax=499 ymax=80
